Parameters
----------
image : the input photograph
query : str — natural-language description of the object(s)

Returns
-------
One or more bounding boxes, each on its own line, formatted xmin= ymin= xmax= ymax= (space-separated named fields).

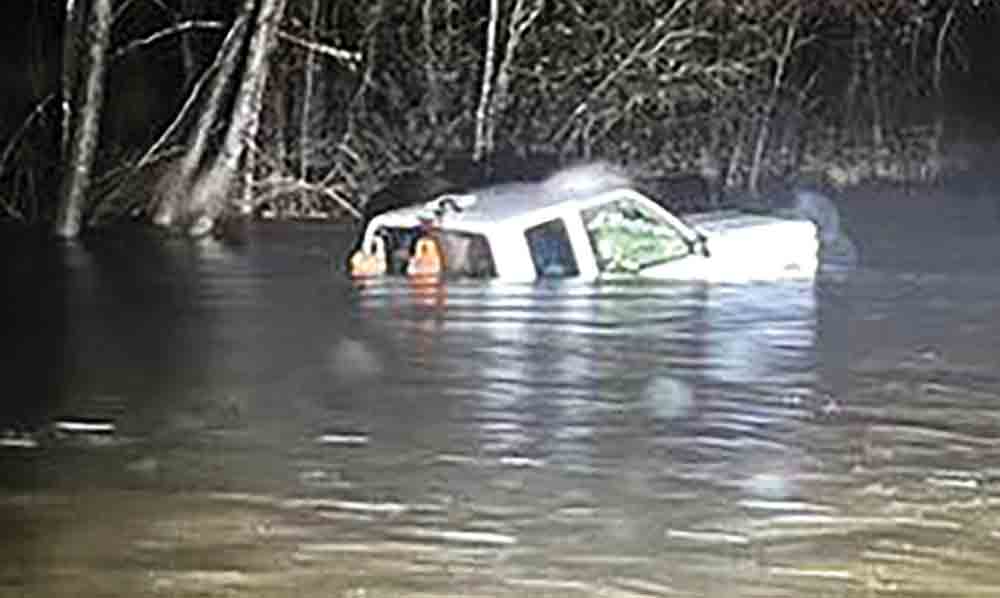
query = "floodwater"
xmin=2 ymin=185 xmax=999 ymax=597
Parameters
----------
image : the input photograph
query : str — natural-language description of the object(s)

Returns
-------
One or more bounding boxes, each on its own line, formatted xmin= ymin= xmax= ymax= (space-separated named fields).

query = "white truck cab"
xmin=350 ymin=176 xmax=818 ymax=284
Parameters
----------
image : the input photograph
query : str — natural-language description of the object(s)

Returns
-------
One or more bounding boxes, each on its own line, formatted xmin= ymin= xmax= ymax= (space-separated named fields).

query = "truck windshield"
xmin=582 ymin=199 xmax=691 ymax=273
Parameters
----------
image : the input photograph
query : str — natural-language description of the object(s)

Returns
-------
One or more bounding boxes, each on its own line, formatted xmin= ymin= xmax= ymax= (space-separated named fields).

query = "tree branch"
xmin=111 ymin=20 xmax=226 ymax=59
xmin=485 ymin=0 xmax=544 ymax=151
xmin=254 ymin=175 xmax=363 ymax=220
xmin=112 ymin=0 xmax=141 ymax=22
xmin=552 ymin=0 xmax=693 ymax=143
xmin=129 ymin=13 xmax=249 ymax=176
xmin=0 ymin=95 xmax=55 ymax=196
xmin=275 ymin=30 xmax=362 ymax=68
xmin=933 ymin=2 xmax=957 ymax=98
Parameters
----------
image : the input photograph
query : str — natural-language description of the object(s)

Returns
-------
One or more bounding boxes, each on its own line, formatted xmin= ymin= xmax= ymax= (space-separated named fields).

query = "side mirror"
xmin=695 ymin=233 xmax=711 ymax=258
xmin=684 ymin=233 xmax=711 ymax=258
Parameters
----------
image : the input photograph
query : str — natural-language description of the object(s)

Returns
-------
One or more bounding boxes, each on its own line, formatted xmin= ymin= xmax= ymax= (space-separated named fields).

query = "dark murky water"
xmin=2 ymin=189 xmax=1000 ymax=597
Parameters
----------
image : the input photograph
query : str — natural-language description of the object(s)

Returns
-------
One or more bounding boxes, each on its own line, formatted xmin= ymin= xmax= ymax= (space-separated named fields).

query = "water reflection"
xmin=348 ymin=276 xmax=825 ymax=580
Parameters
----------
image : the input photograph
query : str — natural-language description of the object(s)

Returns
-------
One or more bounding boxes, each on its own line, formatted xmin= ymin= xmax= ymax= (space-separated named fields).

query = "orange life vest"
xmin=349 ymin=236 xmax=387 ymax=277
xmin=407 ymin=236 xmax=445 ymax=276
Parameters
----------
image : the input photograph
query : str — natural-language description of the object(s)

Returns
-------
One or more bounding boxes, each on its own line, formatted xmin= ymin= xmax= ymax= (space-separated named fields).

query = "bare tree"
xmin=863 ymin=24 xmax=885 ymax=154
xmin=185 ymin=0 xmax=289 ymax=237
xmin=55 ymin=0 xmax=113 ymax=239
xmin=544 ymin=0 xmax=738 ymax=157
xmin=61 ymin=0 xmax=84 ymax=161
xmin=421 ymin=0 xmax=442 ymax=127
xmin=480 ymin=0 xmax=544 ymax=160
xmin=300 ymin=0 xmax=321 ymax=182
xmin=472 ymin=0 xmax=500 ymax=163
xmin=748 ymin=5 xmax=802 ymax=196
xmin=929 ymin=0 xmax=959 ymax=179
xmin=16 ymin=0 xmax=994 ymax=235
xmin=152 ymin=0 xmax=255 ymax=228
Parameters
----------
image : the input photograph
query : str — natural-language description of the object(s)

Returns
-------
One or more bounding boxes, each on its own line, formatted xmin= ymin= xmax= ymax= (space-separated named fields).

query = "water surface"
xmin=2 ymin=191 xmax=999 ymax=597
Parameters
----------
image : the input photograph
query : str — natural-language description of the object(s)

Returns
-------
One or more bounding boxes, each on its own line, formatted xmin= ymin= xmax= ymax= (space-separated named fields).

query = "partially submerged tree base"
xmin=185 ymin=166 xmax=237 ymax=237
xmin=55 ymin=0 xmax=113 ymax=239
xmin=150 ymin=160 xmax=188 ymax=229
xmin=144 ymin=159 xmax=237 ymax=238
xmin=144 ymin=0 xmax=285 ymax=238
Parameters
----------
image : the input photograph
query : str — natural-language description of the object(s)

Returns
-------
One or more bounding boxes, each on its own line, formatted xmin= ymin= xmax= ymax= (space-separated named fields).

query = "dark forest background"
xmin=1 ymin=0 xmax=998 ymax=237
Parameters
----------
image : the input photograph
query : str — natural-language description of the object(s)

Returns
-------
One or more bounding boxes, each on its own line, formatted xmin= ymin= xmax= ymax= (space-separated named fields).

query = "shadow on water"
xmin=1 ymin=189 xmax=1000 ymax=597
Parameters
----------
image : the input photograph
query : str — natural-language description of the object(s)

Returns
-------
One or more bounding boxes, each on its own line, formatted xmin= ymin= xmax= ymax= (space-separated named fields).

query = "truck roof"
xmin=368 ymin=163 xmax=635 ymax=229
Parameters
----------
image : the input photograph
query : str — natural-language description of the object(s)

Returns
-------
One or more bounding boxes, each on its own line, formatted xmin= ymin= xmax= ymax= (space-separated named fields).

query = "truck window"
xmin=582 ymin=199 xmax=691 ymax=273
xmin=525 ymin=219 xmax=580 ymax=278
xmin=373 ymin=227 xmax=496 ymax=278
xmin=439 ymin=231 xmax=497 ymax=278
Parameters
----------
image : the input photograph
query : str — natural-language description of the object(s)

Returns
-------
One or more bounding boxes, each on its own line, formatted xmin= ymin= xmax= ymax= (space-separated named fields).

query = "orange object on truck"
xmin=407 ymin=236 xmax=445 ymax=276
xmin=349 ymin=236 xmax=387 ymax=277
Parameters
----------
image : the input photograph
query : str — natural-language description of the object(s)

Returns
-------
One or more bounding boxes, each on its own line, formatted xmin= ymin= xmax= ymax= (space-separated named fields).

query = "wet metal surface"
xmin=2 ymin=191 xmax=1000 ymax=597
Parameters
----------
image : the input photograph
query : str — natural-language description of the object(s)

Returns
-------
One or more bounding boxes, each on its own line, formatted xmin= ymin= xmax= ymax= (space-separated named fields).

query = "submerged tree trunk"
xmin=152 ymin=0 xmax=255 ymax=228
xmin=472 ymin=0 xmax=499 ymax=163
xmin=186 ymin=0 xmax=288 ymax=236
xmin=55 ymin=0 xmax=112 ymax=239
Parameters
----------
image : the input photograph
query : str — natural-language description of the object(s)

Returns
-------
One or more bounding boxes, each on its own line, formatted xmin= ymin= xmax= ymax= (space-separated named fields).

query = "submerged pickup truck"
xmin=348 ymin=167 xmax=819 ymax=283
